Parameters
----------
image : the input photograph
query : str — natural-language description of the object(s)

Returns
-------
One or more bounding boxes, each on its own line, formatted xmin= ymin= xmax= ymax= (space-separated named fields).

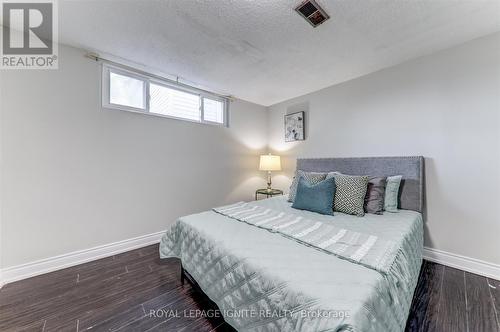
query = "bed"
xmin=160 ymin=156 xmax=425 ymax=332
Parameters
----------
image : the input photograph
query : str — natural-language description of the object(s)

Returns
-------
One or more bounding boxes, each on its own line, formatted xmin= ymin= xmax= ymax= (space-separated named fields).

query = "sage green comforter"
xmin=160 ymin=196 xmax=423 ymax=332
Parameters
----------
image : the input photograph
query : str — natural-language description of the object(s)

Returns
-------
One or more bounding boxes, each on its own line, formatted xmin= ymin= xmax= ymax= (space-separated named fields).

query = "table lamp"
xmin=259 ymin=154 xmax=281 ymax=190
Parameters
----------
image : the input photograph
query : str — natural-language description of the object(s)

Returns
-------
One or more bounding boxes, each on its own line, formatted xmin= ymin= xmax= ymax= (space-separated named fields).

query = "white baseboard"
xmin=0 ymin=231 xmax=165 ymax=287
xmin=423 ymin=247 xmax=500 ymax=280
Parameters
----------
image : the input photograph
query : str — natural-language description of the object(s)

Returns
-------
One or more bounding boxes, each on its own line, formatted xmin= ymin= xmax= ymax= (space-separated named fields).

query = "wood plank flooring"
xmin=405 ymin=261 xmax=499 ymax=332
xmin=0 ymin=244 xmax=498 ymax=332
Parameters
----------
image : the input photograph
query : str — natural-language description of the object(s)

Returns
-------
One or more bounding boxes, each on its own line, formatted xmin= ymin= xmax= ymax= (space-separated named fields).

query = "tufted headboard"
xmin=296 ymin=156 xmax=425 ymax=213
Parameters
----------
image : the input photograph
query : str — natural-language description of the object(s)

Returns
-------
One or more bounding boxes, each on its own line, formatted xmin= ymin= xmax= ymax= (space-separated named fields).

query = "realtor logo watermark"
xmin=1 ymin=0 xmax=58 ymax=69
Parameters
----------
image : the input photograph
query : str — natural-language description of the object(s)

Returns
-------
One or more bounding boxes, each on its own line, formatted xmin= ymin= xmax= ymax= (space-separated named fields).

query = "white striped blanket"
xmin=213 ymin=201 xmax=399 ymax=275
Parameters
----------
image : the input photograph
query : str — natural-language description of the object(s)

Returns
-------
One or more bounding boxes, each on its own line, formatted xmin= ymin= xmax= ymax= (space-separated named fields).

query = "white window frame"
xmin=200 ymin=94 xmax=228 ymax=125
xmin=148 ymin=79 xmax=201 ymax=123
xmin=102 ymin=65 xmax=149 ymax=113
xmin=101 ymin=63 xmax=229 ymax=127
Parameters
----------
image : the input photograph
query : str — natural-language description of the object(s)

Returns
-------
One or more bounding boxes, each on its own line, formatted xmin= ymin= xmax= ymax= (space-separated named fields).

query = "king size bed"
xmin=159 ymin=156 xmax=425 ymax=332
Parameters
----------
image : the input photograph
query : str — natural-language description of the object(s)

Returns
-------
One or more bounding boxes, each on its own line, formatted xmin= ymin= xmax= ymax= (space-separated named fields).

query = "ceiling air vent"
xmin=295 ymin=0 xmax=329 ymax=27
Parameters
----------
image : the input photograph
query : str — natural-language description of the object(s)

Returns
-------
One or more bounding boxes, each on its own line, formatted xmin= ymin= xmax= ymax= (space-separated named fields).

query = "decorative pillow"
xmin=364 ymin=177 xmax=387 ymax=214
xmin=384 ymin=175 xmax=402 ymax=212
xmin=327 ymin=173 xmax=369 ymax=216
xmin=288 ymin=170 xmax=327 ymax=202
xmin=292 ymin=176 xmax=336 ymax=215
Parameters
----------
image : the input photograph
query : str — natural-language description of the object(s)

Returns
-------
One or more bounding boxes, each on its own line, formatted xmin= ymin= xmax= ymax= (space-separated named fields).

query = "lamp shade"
xmin=259 ymin=155 xmax=281 ymax=171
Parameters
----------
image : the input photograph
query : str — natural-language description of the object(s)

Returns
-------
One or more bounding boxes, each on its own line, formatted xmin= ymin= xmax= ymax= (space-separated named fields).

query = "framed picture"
xmin=284 ymin=111 xmax=305 ymax=142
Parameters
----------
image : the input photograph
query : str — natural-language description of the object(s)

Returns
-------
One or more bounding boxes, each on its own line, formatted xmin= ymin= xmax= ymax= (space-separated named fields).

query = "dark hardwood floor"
xmin=1 ymin=244 xmax=498 ymax=332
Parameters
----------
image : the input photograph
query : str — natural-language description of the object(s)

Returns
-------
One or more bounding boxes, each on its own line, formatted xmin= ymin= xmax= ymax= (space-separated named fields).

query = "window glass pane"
xmin=203 ymin=98 xmax=224 ymax=124
xmin=109 ymin=71 xmax=145 ymax=109
xmin=150 ymin=83 xmax=200 ymax=121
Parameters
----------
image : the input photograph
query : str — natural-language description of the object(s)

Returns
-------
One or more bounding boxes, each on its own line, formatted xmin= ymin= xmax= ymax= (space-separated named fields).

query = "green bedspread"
xmin=160 ymin=196 xmax=423 ymax=332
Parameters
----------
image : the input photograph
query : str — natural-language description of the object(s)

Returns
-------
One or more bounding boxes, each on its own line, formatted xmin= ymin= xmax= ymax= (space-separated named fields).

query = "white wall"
xmin=268 ymin=33 xmax=500 ymax=265
xmin=0 ymin=59 xmax=3 ymax=282
xmin=1 ymin=33 xmax=499 ymax=274
xmin=0 ymin=45 xmax=268 ymax=268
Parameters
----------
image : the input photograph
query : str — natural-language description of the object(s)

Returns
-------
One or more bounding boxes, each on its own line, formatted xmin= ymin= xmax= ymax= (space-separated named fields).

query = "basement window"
xmin=102 ymin=64 xmax=228 ymax=126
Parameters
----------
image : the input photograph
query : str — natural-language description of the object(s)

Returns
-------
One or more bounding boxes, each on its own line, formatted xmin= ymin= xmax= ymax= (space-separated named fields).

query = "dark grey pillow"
xmin=364 ymin=177 xmax=387 ymax=214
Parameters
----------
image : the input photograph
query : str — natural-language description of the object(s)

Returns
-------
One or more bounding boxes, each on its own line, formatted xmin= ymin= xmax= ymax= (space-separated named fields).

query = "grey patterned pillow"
xmin=288 ymin=170 xmax=327 ymax=202
xmin=327 ymin=173 xmax=369 ymax=216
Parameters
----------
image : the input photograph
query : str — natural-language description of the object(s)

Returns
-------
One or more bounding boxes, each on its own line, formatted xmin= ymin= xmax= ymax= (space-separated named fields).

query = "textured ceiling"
xmin=56 ymin=1 xmax=500 ymax=105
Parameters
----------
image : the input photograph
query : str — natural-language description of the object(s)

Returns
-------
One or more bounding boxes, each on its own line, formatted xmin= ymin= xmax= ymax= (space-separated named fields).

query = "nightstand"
xmin=255 ymin=188 xmax=284 ymax=200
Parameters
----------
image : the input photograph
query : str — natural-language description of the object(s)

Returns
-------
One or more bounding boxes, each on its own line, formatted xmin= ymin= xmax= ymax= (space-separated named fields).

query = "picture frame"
xmin=284 ymin=111 xmax=305 ymax=142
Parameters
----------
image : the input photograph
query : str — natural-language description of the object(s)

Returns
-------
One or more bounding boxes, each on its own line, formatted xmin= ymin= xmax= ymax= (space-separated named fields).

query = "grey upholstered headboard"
xmin=296 ymin=156 xmax=425 ymax=213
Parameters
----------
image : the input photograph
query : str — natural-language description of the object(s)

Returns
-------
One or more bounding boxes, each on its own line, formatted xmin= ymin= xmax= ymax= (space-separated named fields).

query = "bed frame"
xmin=181 ymin=155 xmax=425 ymax=286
